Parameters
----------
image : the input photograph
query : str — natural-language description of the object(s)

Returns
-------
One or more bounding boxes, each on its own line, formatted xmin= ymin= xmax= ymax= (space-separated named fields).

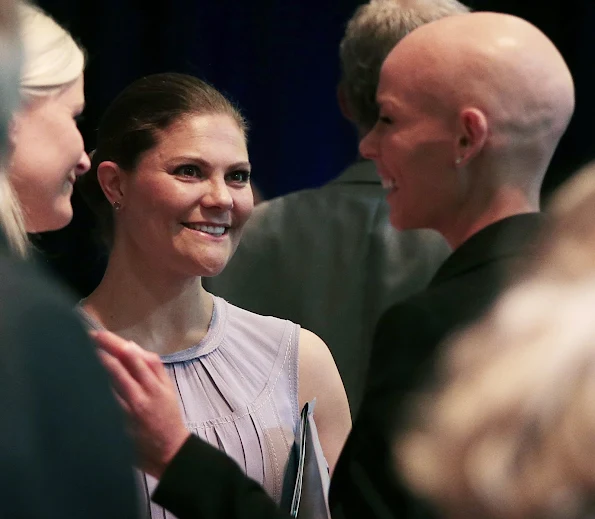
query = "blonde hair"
xmin=0 ymin=0 xmax=24 ymax=256
xmin=0 ymin=1 xmax=85 ymax=257
xmin=397 ymin=161 xmax=595 ymax=519
xmin=18 ymin=2 xmax=85 ymax=100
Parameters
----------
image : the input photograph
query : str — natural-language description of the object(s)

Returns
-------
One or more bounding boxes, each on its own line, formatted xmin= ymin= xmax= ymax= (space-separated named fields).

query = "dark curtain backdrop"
xmin=33 ymin=0 xmax=595 ymax=296
xmin=37 ymin=0 xmax=365 ymax=198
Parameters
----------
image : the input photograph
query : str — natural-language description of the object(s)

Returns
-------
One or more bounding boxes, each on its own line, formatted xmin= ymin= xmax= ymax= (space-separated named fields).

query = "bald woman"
xmin=333 ymin=11 xmax=575 ymax=519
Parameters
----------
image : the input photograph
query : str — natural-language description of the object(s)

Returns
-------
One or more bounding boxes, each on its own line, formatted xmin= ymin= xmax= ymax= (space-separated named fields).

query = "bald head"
xmin=381 ymin=12 xmax=574 ymax=189
xmin=359 ymin=12 xmax=574 ymax=246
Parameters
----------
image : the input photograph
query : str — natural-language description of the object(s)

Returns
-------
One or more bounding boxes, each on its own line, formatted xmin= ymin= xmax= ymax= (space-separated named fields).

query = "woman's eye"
xmin=174 ymin=165 xmax=201 ymax=178
xmin=227 ymin=170 xmax=251 ymax=183
xmin=379 ymin=115 xmax=393 ymax=125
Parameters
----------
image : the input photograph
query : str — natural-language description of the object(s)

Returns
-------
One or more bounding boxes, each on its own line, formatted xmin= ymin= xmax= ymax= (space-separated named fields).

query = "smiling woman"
xmin=10 ymin=75 xmax=89 ymax=233
xmin=77 ymin=73 xmax=351 ymax=518
xmin=0 ymin=2 xmax=138 ymax=517
xmin=96 ymin=113 xmax=253 ymax=278
xmin=0 ymin=2 xmax=90 ymax=255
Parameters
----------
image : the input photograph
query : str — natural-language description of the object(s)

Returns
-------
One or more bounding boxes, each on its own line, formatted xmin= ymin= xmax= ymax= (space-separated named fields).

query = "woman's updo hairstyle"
xmin=78 ymin=72 xmax=247 ymax=248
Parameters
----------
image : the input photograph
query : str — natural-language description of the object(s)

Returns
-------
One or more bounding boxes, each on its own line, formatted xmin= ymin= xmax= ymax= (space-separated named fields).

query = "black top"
xmin=0 ymin=234 xmax=138 ymax=518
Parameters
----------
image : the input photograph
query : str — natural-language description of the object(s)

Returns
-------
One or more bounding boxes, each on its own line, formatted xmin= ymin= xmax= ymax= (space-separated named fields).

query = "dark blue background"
xmin=37 ymin=0 xmax=365 ymax=198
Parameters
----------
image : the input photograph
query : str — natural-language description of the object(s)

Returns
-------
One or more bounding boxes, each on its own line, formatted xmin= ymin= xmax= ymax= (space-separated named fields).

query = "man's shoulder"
xmin=235 ymin=186 xmax=387 ymax=259
xmin=246 ymin=162 xmax=382 ymax=225
xmin=251 ymin=182 xmax=385 ymax=223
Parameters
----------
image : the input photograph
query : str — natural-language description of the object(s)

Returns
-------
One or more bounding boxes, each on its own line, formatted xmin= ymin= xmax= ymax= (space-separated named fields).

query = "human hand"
xmin=91 ymin=330 xmax=190 ymax=479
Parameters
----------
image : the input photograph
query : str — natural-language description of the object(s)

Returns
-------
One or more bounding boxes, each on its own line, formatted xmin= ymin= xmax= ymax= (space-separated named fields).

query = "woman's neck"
xmin=82 ymin=247 xmax=214 ymax=356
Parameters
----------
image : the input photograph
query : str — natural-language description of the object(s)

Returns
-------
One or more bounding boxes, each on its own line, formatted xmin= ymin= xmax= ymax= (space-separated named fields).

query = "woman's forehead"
xmin=140 ymin=114 xmax=249 ymax=164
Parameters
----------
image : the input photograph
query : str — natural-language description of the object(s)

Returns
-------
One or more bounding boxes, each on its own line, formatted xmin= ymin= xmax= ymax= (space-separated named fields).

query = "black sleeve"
xmin=153 ymin=435 xmax=290 ymax=519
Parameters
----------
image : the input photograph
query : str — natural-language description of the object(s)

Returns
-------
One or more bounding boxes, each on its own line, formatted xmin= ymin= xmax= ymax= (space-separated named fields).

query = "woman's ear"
xmin=97 ymin=161 xmax=127 ymax=206
xmin=454 ymin=108 xmax=488 ymax=166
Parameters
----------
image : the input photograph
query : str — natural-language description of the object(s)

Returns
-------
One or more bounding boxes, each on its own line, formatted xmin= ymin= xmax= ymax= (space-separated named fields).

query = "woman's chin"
xmin=197 ymin=264 xmax=227 ymax=278
xmin=25 ymin=205 xmax=73 ymax=233
xmin=186 ymin=255 xmax=229 ymax=279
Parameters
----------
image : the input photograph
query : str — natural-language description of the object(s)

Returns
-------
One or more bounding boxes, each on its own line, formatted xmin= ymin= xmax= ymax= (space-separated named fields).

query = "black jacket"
xmin=329 ymin=213 xmax=545 ymax=518
xmin=0 ymin=235 xmax=138 ymax=518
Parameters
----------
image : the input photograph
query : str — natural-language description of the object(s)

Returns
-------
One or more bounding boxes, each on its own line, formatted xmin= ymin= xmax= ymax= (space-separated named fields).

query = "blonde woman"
xmin=0 ymin=3 xmax=137 ymax=516
xmin=0 ymin=1 xmax=90 ymax=255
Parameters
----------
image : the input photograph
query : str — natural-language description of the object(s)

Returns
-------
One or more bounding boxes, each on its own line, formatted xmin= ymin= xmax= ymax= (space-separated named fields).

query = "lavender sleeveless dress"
xmin=79 ymin=295 xmax=301 ymax=519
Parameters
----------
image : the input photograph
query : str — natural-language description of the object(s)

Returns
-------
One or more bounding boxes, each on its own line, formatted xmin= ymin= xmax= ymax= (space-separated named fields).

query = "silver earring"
xmin=455 ymin=158 xmax=462 ymax=165
xmin=113 ymin=201 xmax=122 ymax=211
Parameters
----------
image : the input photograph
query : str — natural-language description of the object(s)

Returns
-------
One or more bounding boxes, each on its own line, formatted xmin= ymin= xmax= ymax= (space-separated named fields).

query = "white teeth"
xmin=186 ymin=224 xmax=226 ymax=236
xmin=381 ymin=178 xmax=397 ymax=190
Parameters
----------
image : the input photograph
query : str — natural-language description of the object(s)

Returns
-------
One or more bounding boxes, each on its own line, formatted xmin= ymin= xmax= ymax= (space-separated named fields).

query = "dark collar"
xmin=328 ymin=159 xmax=380 ymax=186
xmin=430 ymin=212 xmax=546 ymax=286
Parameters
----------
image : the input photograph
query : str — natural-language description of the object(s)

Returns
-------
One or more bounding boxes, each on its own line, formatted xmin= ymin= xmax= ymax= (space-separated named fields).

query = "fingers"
xmin=98 ymin=349 xmax=143 ymax=409
xmin=91 ymin=329 xmax=137 ymax=356
xmin=112 ymin=389 xmax=132 ymax=416
xmin=91 ymin=330 xmax=189 ymax=478
xmin=92 ymin=330 xmax=162 ymax=390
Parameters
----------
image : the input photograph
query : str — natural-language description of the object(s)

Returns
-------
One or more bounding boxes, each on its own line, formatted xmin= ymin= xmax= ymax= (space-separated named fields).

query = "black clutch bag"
xmin=282 ymin=400 xmax=331 ymax=519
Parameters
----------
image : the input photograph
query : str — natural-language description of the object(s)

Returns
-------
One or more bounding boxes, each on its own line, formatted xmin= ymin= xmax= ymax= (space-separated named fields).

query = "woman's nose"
xmin=76 ymin=150 xmax=91 ymax=176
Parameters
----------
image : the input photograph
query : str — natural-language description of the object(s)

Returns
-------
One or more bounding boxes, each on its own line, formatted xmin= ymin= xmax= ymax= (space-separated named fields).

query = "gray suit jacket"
xmin=204 ymin=160 xmax=450 ymax=414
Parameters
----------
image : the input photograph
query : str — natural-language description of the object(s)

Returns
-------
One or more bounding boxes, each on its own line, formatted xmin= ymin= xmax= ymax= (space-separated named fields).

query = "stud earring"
xmin=113 ymin=201 xmax=122 ymax=211
xmin=455 ymin=158 xmax=462 ymax=165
